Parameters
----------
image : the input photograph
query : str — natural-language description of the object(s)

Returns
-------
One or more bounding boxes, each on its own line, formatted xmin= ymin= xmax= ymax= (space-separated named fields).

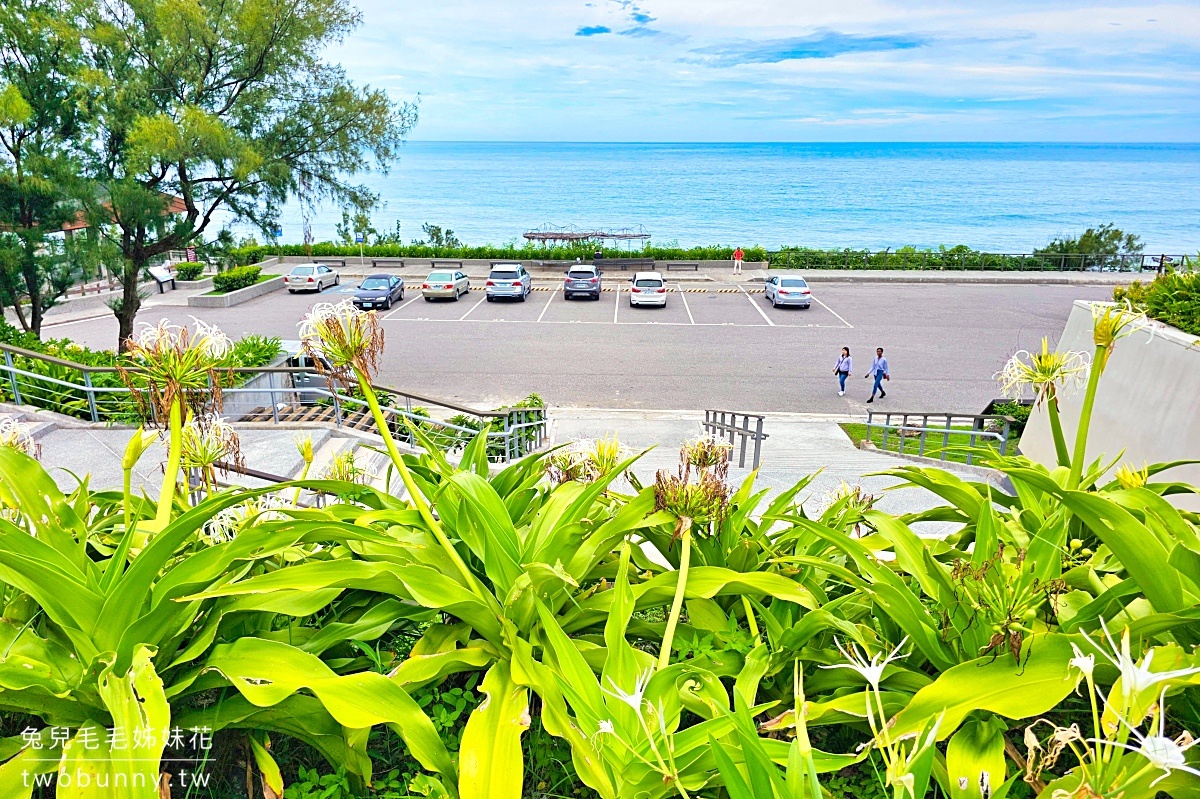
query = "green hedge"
xmin=1114 ymin=270 xmax=1200 ymax=336
xmin=234 ymin=242 xmax=770 ymax=265
xmin=175 ymin=262 xmax=204 ymax=281
xmin=211 ymin=265 xmax=262 ymax=293
xmin=235 ymin=242 xmax=1191 ymax=272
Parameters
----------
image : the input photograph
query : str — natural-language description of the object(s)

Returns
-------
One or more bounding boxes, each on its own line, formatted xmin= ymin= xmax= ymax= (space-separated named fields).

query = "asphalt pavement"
xmin=43 ymin=278 xmax=1114 ymax=415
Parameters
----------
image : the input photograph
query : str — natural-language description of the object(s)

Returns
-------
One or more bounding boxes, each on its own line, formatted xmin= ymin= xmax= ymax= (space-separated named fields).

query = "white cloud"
xmin=328 ymin=0 xmax=1200 ymax=140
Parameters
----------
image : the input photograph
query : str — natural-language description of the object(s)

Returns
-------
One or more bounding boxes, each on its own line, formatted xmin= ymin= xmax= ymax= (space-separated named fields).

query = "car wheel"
xmin=288 ymin=289 xmax=296 ymax=294
xmin=335 ymin=275 xmax=340 ymax=286
xmin=384 ymin=297 xmax=392 ymax=310
xmin=399 ymin=289 xmax=404 ymax=299
xmin=486 ymin=295 xmax=494 ymax=302
xmin=424 ymin=296 xmax=433 ymax=302
xmin=593 ymin=292 xmax=601 ymax=301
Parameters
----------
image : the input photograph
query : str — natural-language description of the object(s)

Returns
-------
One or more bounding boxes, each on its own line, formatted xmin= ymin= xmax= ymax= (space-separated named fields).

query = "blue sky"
xmin=329 ymin=1 xmax=1199 ymax=141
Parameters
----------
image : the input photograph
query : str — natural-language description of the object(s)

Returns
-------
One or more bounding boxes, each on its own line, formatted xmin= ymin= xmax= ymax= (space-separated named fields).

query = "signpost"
xmin=356 ymin=232 xmax=365 ymax=268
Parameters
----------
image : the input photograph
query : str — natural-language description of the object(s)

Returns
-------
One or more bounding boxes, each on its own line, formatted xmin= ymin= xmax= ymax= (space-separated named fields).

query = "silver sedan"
xmin=764 ymin=275 xmax=812 ymax=308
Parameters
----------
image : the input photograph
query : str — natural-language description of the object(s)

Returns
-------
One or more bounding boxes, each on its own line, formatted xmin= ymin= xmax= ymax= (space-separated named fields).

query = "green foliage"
xmin=1038 ymin=223 xmax=1143 ymax=256
xmin=210 ymin=265 xmax=263 ymax=293
xmin=174 ymin=262 xmax=204 ymax=281
xmin=1114 ymin=268 xmax=1200 ymax=336
xmin=991 ymin=401 xmax=1032 ymax=434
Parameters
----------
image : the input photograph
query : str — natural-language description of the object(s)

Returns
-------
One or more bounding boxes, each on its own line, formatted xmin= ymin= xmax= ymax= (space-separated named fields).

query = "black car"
xmin=352 ymin=273 xmax=405 ymax=310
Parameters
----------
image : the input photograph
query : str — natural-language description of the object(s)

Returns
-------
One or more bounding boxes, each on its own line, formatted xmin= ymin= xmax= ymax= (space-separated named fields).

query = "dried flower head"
xmin=298 ymin=301 xmax=383 ymax=382
xmin=119 ymin=318 xmax=233 ymax=422
xmin=180 ymin=413 xmax=243 ymax=486
xmin=994 ymin=338 xmax=1089 ymax=405
xmin=0 ymin=417 xmax=40 ymax=459
xmin=682 ymin=434 xmax=733 ymax=471
xmin=653 ymin=436 xmax=732 ymax=527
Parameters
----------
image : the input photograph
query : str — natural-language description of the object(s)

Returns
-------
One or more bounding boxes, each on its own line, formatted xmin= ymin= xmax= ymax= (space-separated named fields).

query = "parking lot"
xmin=374 ymin=283 xmax=852 ymax=329
xmin=48 ymin=279 xmax=1114 ymax=414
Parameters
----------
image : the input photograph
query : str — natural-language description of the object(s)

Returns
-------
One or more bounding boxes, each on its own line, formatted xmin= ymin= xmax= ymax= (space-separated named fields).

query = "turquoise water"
xmin=279 ymin=142 xmax=1200 ymax=252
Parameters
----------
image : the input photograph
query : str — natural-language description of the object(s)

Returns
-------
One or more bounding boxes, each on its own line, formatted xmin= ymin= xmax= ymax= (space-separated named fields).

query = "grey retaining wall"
xmin=189 ymin=275 xmax=285 ymax=308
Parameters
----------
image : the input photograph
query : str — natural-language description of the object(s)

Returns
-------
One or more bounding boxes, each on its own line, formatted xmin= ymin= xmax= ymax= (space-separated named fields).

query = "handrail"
xmin=1 ymin=343 xmax=548 ymax=461
xmin=866 ymin=410 xmax=1016 ymax=465
xmin=0 ymin=342 xmax=505 ymax=418
xmin=703 ymin=409 xmax=767 ymax=469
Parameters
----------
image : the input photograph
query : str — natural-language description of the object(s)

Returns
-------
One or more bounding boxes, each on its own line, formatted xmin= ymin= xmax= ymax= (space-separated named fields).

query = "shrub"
xmin=175 ymin=262 xmax=204 ymax=281
xmin=991 ymin=400 xmax=1032 ymax=434
xmin=211 ymin=264 xmax=263 ymax=293
xmin=1113 ymin=269 xmax=1200 ymax=336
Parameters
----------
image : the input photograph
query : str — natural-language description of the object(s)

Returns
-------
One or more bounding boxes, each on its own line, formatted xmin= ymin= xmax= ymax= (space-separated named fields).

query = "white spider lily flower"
xmin=596 ymin=719 xmax=615 ymax=736
xmin=0 ymin=417 xmax=40 ymax=459
xmin=1082 ymin=622 xmax=1200 ymax=705
xmin=1069 ymin=643 xmax=1096 ymax=681
xmin=207 ymin=494 xmax=288 ymax=544
xmin=1095 ymin=688 xmax=1200 ymax=787
xmin=604 ymin=671 xmax=652 ymax=713
xmin=298 ymin=300 xmax=382 ymax=379
xmin=994 ymin=339 xmax=1089 ymax=403
xmin=180 ymin=413 xmax=240 ymax=471
xmin=189 ymin=317 xmax=233 ymax=359
xmin=822 ymin=637 xmax=910 ymax=691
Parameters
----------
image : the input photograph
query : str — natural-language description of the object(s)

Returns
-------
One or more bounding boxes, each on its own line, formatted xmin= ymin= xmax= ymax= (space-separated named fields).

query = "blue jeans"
xmin=838 ymin=371 xmax=848 ymax=391
xmin=871 ymin=373 xmax=886 ymax=397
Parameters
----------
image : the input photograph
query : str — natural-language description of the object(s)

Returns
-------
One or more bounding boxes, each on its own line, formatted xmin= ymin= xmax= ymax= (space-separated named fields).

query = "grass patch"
xmin=203 ymin=273 xmax=276 ymax=295
xmin=839 ymin=422 xmax=1000 ymax=465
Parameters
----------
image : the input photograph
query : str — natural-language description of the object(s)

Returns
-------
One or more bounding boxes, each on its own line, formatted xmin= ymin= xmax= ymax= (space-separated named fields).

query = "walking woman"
xmin=833 ymin=347 xmax=852 ymax=396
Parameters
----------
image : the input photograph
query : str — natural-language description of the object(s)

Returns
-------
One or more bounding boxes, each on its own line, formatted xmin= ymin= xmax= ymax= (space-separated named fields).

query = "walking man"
xmin=833 ymin=347 xmax=852 ymax=396
xmin=732 ymin=246 xmax=744 ymax=275
xmin=864 ymin=347 xmax=889 ymax=403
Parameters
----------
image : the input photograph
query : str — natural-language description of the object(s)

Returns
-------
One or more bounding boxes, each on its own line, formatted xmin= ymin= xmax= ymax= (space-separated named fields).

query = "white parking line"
xmin=613 ymin=284 xmax=620 ymax=324
xmin=812 ymin=296 xmax=853 ymax=328
xmin=676 ymin=284 xmax=695 ymax=325
xmin=537 ymin=285 xmax=559 ymax=322
xmin=459 ymin=294 xmax=488 ymax=321
xmin=738 ymin=285 xmax=775 ymax=326
xmin=381 ymin=294 xmax=422 ymax=320
xmin=379 ymin=316 xmax=846 ymax=329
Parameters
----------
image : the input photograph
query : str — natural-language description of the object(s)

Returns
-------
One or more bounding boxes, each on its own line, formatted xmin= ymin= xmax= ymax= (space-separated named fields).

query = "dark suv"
xmin=564 ymin=265 xmax=602 ymax=300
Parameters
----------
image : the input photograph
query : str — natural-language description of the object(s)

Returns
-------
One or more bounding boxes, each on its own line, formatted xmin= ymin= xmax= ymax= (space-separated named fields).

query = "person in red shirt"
xmin=733 ymin=246 xmax=744 ymax=275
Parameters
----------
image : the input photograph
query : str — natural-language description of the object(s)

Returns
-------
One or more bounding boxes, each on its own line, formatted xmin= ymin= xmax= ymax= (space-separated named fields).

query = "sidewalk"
xmin=7 ymin=403 xmax=987 ymax=536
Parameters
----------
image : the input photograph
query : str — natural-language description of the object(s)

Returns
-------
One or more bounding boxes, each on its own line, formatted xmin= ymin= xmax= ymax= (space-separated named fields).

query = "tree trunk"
xmin=115 ymin=258 xmax=143 ymax=351
xmin=20 ymin=237 xmax=43 ymax=337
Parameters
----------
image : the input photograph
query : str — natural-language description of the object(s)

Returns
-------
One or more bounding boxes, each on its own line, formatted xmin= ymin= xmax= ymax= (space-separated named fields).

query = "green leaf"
xmin=891 ymin=633 xmax=1079 ymax=740
xmin=947 ymin=717 xmax=1007 ymax=799
xmin=459 ymin=661 xmax=529 ymax=799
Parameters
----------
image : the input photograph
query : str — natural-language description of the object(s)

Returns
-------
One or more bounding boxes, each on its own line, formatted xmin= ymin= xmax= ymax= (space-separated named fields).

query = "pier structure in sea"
xmin=523 ymin=223 xmax=651 ymax=249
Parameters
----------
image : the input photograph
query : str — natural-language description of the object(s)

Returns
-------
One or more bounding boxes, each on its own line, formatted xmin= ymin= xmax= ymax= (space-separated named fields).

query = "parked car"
xmin=486 ymin=263 xmax=532 ymax=302
xmin=353 ymin=273 xmax=404 ymax=310
xmin=764 ymin=274 xmax=812 ymax=308
xmin=282 ymin=342 xmax=343 ymax=404
xmin=285 ymin=263 xmax=340 ymax=293
xmin=628 ymin=272 xmax=668 ymax=308
xmin=564 ymin=265 xmax=602 ymax=300
xmin=421 ymin=269 xmax=470 ymax=301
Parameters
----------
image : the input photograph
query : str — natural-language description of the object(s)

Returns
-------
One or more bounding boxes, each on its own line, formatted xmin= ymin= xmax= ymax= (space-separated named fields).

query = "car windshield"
xmin=635 ymin=279 xmax=662 ymax=287
xmin=427 ymin=272 xmax=452 ymax=282
xmin=568 ymin=270 xmax=595 ymax=279
xmin=291 ymin=266 xmax=314 ymax=275
xmin=780 ymin=279 xmax=808 ymax=287
xmin=360 ymin=278 xmax=389 ymax=289
xmin=490 ymin=270 xmax=519 ymax=280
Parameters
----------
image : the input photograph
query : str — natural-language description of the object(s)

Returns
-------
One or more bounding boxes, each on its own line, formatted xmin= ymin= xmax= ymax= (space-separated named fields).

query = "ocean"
xmin=278 ymin=142 xmax=1200 ymax=252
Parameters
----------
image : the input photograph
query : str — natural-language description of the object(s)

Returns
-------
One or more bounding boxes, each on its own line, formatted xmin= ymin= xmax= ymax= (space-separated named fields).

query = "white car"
xmin=763 ymin=274 xmax=812 ymax=308
xmin=628 ymin=272 xmax=668 ymax=307
xmin=285 ymin=263 xmax=340 ymax=293
xmin=485 ymin=264 xmax=532 ymax=301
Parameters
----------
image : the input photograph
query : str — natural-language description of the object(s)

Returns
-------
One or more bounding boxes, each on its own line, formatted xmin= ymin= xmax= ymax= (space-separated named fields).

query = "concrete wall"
xmin=1021 ymin=300 xmax=1200 ymax=507
xmin=268 ymin=254 xmax=764 ymax=275
xmin=189 ymin=275 xmax=285 ymax=308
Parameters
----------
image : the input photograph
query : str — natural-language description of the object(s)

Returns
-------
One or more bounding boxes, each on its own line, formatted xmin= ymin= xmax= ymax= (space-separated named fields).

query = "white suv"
xmin=628 ymin=272 xmax=668 ymax=307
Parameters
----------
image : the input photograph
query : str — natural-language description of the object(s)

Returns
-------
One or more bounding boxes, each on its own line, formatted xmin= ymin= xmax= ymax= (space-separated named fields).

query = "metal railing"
xmin=770 ymin=250 xmax=1196 ymax=273
xmin=866 ymin=411 xmax=1016 ymax=465
xmin=1 ymin=343 xmax=547 ymax=462
xmin=703 ymin=410 xmax=767 ymax=469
